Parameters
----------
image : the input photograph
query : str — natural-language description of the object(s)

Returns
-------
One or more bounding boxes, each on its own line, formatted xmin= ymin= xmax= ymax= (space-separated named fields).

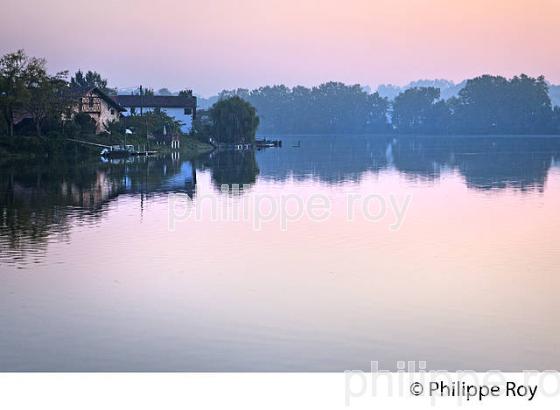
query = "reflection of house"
xmin=69 ymin=87 xmax=126 ymax=133
xmin=113 ymin=92 xmax=197 ymax=133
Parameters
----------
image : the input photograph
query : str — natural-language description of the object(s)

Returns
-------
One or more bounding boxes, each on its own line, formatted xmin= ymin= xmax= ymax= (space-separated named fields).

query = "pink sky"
xmin=2 ymin=0 xmax=559 ymax=96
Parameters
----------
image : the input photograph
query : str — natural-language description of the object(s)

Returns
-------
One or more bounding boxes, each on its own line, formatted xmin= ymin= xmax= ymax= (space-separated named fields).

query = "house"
xmin=12 ymin=86 xmax=125 ymax=134
xmin=68 ymin=87 xmax=126 ymax=133
xmin=113 ymin=92 xmax=197 ymax=133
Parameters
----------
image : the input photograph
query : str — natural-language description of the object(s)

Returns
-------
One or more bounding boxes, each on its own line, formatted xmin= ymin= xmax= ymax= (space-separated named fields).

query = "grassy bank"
xmin=66 ymin=132 xmax=214 ymax=158
xmin=0 ymin=134 xmax=79 ymax=163
xmin=0 ymin=133 xmax=213 ymax=163
xmin=178 ymin=136 xmax=214 ymax=158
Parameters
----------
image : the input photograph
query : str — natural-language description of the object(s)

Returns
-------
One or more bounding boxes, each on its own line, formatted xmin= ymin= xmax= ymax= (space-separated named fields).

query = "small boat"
xmin=255 ymin=138 xmax=282 ymax=148
xmin=100 ymin=144 xmax=136 ymax=158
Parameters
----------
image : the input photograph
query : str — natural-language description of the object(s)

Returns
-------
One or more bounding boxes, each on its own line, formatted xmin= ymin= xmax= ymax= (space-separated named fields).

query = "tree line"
xmin=219 ymin=76 xmax=560 ymax=135
xmin=3 ymin=49 xmax=560 ymax=139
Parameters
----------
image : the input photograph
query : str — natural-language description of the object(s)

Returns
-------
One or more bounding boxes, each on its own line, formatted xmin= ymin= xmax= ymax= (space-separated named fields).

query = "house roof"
xmin=68 ymin=86 xmax=126 ymax=111
xmin=113 ymin=95 xmax=197 ymax=109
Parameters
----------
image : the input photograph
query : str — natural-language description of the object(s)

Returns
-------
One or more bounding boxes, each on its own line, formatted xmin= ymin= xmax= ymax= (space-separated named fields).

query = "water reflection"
xmin=1 ymin=135 xmax=560 ymax=266
xmin=0 ymin=155 xmax=198 ymax=265
xmin=199 ymin=149 xmax=260 ymax=192
xmin=256 ymin=135 xmax=560 ymax=190
xmin=1 ymin=135 xmax=560 ymax=371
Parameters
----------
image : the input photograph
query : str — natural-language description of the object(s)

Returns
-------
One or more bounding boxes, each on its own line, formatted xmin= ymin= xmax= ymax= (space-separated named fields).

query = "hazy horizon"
xmin=124 ymin=77 xmax=558 ymax=100
xmin=2 ymin=0 xmax=560 ymax=96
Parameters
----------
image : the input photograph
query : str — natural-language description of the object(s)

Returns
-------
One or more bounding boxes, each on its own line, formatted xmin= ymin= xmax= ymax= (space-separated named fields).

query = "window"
xmin=110 ymin=109 xmax=115 ymax=115
xmin=89 ymin=97 xmax=94 ymax=107
xmin=184 ymin=108 xmax=192 ymax=115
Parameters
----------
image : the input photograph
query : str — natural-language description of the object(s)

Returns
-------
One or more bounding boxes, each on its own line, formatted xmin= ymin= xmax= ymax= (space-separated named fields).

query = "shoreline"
xmin=0 ymin=134 xmax=214 ymax=164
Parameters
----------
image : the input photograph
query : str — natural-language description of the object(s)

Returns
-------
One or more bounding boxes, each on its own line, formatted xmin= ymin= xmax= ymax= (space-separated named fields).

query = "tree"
xmin=507 ymin=74 xmax=554 ymax=133
xmin=114 ymin=108 xmax=182 ymax=138
xmin=142 ymin=87 xmax=154 ymax=96
xmin=70 ymin=70 xmax=116 ymax=95
xmin=392 ymin=87 xmax=450 ymax=133
xmin=0 ymin=50 xmax=70 ymax=138
xmin=210 ymin=96 xmax=259 ymax=144
xmin=220 ymin=83 xmax=390 ymax=134
xmin=0 ymin=50 xmax=34 ymax=136
xmin=553 ymin=106 xmax=560 ymax=134
xmin=72 ymin=112 xmax=97 ymax=135
xmin=0 ymin=66 xmax=8 ymax=135
xmin=178 ymin=89 xmax=193 ymax=97
xmin=24 ymin=68 xmax=69 ymax=137
xmin=451 ymin=74 xmax=555 ymax=134
xmin=157 ymin=88 xmax=173 ymax=96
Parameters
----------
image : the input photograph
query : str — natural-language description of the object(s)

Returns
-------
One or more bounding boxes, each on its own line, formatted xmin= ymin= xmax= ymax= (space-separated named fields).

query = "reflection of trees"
xmin=452 ymin=138 xmax=557 ymax=191
xmin=0 ymin=157 xmax=101 ymax=265
xmin=390 ymin=137 xmax=453 ymax=182
xmin=255 ymin=135 xmax=560 ymax=191
xmin=200 ymin=149 xmax=259 ymax=192
xmin=0 ymin=204 xmax=62 ymax=265
xmin=0 ymin=155 xmax=197 ymax=265
xmin=255 ymin=135 xmax=391 ymax=184
xmin=3 ymin=136 xmax=560 ymax=265
xmin=391 ymin=137 xmax=560 ymax=191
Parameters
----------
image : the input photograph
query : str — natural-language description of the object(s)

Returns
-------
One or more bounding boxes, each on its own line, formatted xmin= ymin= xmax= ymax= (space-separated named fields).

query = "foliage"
xmin=25 ymin=69 xmax=69 ymax=137
xmin=0 ymin=50 xmax=38 ymax=136
xmin=553 ymin=107 xmax=560 ymax=134
xmin=451 ymin=75 xmax=554 ymax=134
xmin=178 ymin=89 xmax=193 ymax=97
xmin=217 ymin=76 xmax=560 ymax=135
xmin=72 ymin=112 xmax=97 ymax=135
xmin=190 ymin=111 xmax=212 ymax=143
xmin=2 ymin=49 xmax=560 ymax=143
xmin=142 ymin=87 xmax=154 ymax=96
xmin=390 ymin=75 xmax=558 ymax=134
xmin=221 ymin=82 xmax=390 ymax=134
xmin=157 ymin=88 xmax=173 ymax=96
xmin=392 ymin=87 xmax=450 ymax=133
xmin=111 ymin=108 xmax=183 ymax=139
xmin=209 ymin=96 xmax=259 ymax=144
xmin=128 ymin=86 xmax=155 ymax=96
xmin=70 ymin=70 xmax=116 ymax=95
xmin=0 ymin=50 xmax=70 ymax=137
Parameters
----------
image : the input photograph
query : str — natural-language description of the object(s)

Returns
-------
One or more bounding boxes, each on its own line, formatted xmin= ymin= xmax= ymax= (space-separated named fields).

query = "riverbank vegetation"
xmin=0 ymin=50 xmax=211 ymax=159
xmin=3 ymin=48 xmax=560 ymax=162
xmin=219 ymin=76 xmax=560 ymax=135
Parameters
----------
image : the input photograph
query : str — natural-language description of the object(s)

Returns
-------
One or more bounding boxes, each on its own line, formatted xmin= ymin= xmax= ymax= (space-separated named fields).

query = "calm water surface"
xmin=1 ymin=135 xmax=559 ymax=371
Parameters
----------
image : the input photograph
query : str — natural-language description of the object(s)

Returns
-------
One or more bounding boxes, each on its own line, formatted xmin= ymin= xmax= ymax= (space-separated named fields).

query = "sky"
xmin=2 ymin=0 xmax=559 ymax=96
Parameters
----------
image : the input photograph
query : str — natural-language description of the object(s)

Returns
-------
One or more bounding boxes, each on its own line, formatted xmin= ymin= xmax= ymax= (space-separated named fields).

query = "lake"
xmin=1 ymin=135 xmax=559 ymax=371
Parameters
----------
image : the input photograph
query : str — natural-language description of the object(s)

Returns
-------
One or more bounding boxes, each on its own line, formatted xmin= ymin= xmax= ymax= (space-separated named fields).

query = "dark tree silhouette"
xmin=392 ymin=87 xmax=450 ymax=133
xmin=70 ymin=70 xmax=115 ymax=95
xmin=210 ymin=96 xmax=259 ymax=144
xmin=221 ymin=82 xmax=390 ymax=134
xmin=450 ymin=75 xmax=555 ymax=134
